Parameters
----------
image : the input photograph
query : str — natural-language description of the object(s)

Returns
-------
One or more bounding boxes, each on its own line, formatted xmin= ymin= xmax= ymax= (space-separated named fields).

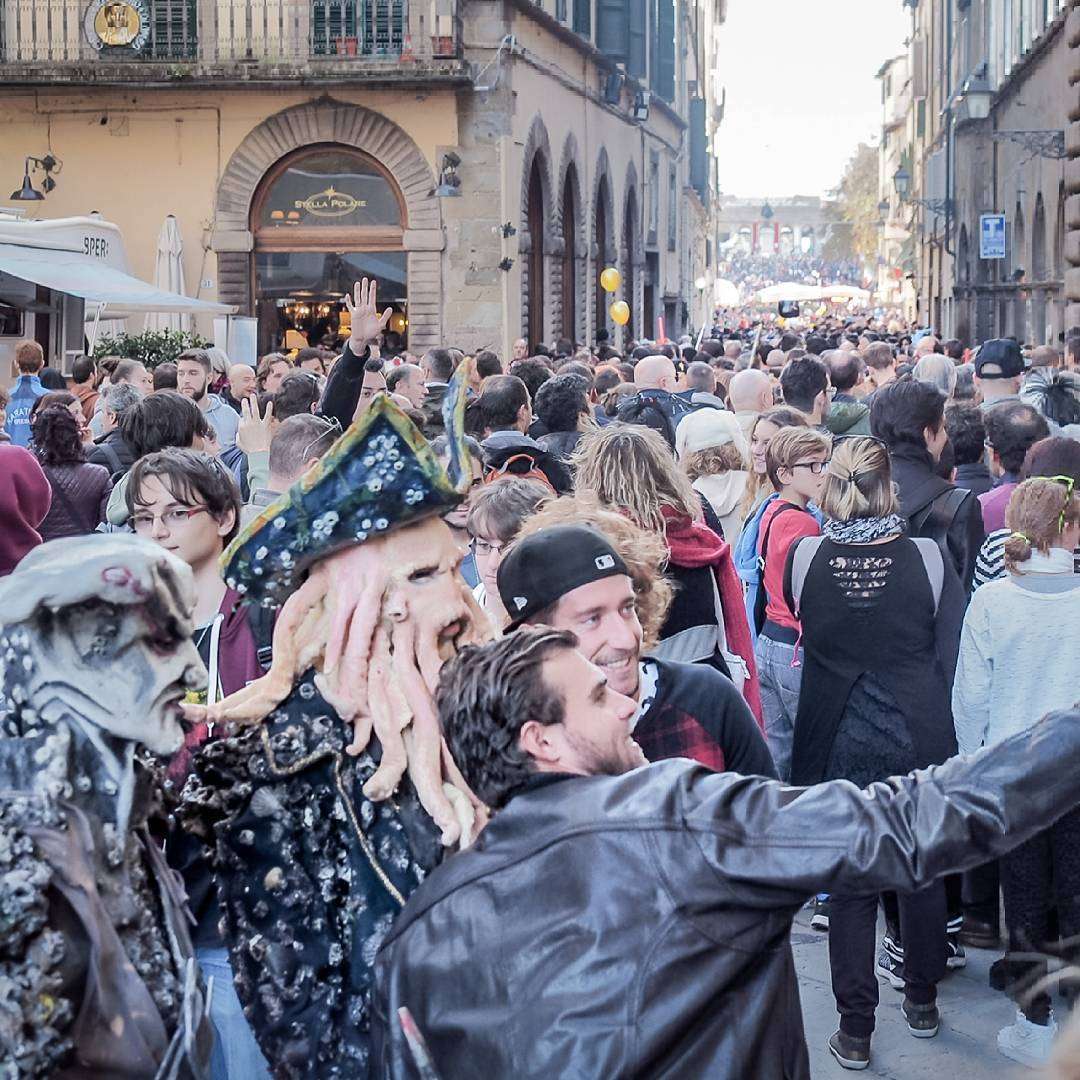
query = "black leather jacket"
xmin=374 ymin=707 xmax=1080 ymax=1078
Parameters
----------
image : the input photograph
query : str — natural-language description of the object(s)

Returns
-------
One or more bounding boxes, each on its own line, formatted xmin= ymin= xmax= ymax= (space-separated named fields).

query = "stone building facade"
xmin=0 ymin=0 xmax=726 ymax=362
xmin=890 ymin=0 xmax=1072 ymax=345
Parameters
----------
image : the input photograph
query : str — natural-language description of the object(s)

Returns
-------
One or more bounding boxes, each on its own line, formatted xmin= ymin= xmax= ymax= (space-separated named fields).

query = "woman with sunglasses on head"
xmin=784 ymin=435 xmax=965 ymax=1072
xmin=953 ymin=475 xmax=1080 ymax=1069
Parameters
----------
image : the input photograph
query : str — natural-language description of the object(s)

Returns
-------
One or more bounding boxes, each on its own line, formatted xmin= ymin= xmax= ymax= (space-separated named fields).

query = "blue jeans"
xmin=197 ymin=946 xmax=272 ymax=1080
xmin=754 ymin=633 xmax=803 ymax=783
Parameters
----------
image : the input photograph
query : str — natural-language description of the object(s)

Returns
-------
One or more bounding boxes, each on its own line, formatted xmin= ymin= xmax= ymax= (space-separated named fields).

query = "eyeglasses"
xmin=1050 ymin=475 xmax=1076 ymax=531
xmin=470 ymin=537 xmax=508 ymax=558
xmin=832 ymin=434 xmax=890 ymax=452
xmin=131 ymin=506 xmax=211 ymax=534
xmin=790 ymin=460 xmax=830 ymax=475
xmin=299 ymin=415 xmax=342 ymax=462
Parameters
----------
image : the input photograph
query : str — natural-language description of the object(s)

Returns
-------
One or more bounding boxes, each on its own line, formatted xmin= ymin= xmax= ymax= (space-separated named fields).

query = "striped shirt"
xmin=974 ymin=527 xmax=1080 ymax=588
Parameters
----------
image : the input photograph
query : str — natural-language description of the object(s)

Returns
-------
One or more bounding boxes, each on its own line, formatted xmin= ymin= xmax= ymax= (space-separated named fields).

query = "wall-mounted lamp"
xmin=10 ymin=154 xmax=62 ymax=200
xmin=633 ymin=90 xmax=651 ymax=122
xmin=892 ymin=165 xmax=911 ymax=201
xmin=434 ymin=152 xmax=462 ymax=198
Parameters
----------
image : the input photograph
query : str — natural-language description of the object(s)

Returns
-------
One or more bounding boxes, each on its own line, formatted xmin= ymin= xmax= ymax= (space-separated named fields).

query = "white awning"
xmin=0 ymin=241 xmax=234 ymax=314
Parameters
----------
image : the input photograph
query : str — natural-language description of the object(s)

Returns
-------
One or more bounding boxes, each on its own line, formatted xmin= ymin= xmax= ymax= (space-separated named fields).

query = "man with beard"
xmin=177 ymin=348 xmax=241 ymax=447
xmin=373 ymin=627 xmax=1080 ymax=1079
xmin=497 ymin=524 xmax=773 ymax=776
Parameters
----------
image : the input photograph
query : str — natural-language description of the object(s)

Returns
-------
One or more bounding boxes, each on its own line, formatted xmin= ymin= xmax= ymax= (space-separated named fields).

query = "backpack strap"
xmin=911 ymin=537 xmax=945 ymax=615
xmin=753 ymin=501 xmax=803 ymax=634
xmin=911 ymin=485 xmax=967 ymax=546
xmin=785 ymin=535 xmax=825 ymax=615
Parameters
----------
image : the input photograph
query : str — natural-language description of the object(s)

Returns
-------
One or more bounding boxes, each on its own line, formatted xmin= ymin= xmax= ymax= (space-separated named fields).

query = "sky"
xmin=714 ymin=0 xmax=912 ymax=199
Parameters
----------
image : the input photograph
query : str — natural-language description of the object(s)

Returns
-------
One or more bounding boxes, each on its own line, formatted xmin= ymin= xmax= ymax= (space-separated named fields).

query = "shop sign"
xmin=84 ymin=0 xmax=151 ymax=51
xmin=980 ymin=214 xmax=1006 ymax=260
xmin=294 ymin=187 xmax=367 ymax=218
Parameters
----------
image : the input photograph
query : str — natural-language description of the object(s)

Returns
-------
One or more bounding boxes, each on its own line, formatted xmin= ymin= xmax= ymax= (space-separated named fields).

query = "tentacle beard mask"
xmin=178 ymin=380 xmax=493 ymax=1078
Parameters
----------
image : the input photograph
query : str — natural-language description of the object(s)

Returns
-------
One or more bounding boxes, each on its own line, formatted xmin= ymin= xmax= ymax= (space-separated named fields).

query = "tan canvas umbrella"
xmin=144 ymin=214 xmax=190 ymax=332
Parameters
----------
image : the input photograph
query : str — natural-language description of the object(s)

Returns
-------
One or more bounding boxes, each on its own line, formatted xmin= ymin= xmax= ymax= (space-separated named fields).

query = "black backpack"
xmin=616 ymin=389 xmax=717 ymax=449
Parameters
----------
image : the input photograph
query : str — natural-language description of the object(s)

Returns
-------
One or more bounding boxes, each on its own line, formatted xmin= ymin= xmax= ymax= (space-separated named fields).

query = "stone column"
xmin=1065 ymin=2 xmax=1080 ymax=328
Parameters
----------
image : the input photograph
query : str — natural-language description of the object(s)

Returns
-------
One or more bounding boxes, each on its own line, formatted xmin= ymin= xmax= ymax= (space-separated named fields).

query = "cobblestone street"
xmin=794 ymin=908 xmax=1053 ymax=1078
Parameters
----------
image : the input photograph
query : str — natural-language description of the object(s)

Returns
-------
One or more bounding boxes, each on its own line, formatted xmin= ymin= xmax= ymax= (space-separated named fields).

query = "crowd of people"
xmin=4 ymin=278 xmax=1080 ymax=1079
xmin=716 ymin=250 xmax=866 ymax=298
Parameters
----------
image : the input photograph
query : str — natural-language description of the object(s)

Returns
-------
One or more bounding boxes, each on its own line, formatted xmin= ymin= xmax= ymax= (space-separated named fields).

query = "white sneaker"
xmin=997 ymin=1010 xmax=1057 ymax=1068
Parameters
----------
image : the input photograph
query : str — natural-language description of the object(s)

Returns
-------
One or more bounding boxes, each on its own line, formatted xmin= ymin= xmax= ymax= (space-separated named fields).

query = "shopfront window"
xmin=252 ymin=145 xmax=407 ymax=354
xmin=256 ymin=148 xmax=402 ymax=230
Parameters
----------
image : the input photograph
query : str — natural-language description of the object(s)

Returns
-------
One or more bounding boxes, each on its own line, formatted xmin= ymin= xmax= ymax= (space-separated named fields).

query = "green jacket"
xmin=825 ymin=401 xmax=872 ymax=437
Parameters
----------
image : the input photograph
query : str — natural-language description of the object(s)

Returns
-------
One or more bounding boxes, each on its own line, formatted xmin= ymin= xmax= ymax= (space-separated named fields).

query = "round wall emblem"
xmin=84 ymin=0 xmax=151 ymax=51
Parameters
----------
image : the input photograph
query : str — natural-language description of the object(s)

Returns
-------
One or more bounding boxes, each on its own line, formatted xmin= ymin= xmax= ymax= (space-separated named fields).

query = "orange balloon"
xmin=610 ymin=300 xmax=630 ymax=326
xmin=600 ymin=267 xmax=621 ymax=293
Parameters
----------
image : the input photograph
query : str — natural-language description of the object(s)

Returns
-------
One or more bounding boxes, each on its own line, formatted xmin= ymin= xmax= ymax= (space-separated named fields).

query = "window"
xmin=256 ymin=147 xmax=402 ymax=231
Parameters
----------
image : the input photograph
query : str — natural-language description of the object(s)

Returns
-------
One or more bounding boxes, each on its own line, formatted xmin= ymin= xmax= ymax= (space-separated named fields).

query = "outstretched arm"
xmin=675 ymin=706 xmax=1080 ymax=908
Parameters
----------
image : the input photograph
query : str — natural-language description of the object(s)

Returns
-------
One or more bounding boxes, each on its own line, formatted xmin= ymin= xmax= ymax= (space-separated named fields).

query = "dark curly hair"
xmin=31 ymin=404 xmax=86 ymax=467
xmin=437 ymin=627 xmax=576 ymax=810
xmin=534 ymin=372 xmax=590 ymax=434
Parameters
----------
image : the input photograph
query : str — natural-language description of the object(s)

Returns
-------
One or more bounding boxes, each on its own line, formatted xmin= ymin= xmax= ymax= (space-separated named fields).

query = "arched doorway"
xmin=623 ymin=190 xmax=638 ymax=339
xmin=594 ymin=178 xmax=610 ymax=343
xmin=251 ymin=144 xmax=407 ymax=354
xmin=527 ymin=158 xmax=547 ymax=350
xmin=561 ymin=167 xmax=579 ymax=344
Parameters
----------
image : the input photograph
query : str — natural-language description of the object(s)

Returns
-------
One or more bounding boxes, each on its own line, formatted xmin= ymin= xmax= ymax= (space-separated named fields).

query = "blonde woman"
xmin=953 ymin=476 xmax=1080 ymax=1068
xmin=675 ymin=409 xmax=750 ymax=542
xmin=573 ymin=423 xmax=762 ymax=725
xmin=783 ymin=435 xmax=964 ymax=1071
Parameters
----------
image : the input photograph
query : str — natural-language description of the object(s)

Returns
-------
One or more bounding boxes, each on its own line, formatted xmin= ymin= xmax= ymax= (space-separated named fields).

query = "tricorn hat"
xmin=222 ymin=363 xmax=472 ymax=607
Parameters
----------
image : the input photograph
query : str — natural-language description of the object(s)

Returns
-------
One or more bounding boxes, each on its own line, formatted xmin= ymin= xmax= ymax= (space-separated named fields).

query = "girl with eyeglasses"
xmin=784 ymin=435 xmax=966 ymax=1070
xmin=953 ymin=475 xmax=1080 ymax=1068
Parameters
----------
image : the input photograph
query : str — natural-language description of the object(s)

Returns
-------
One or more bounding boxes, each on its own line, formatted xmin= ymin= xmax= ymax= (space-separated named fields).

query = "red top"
xmin=757 ymin=500 xmax=820 ymax=631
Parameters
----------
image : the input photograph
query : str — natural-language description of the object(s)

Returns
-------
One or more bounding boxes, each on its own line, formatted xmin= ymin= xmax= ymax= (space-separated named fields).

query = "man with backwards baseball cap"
xmin=496 ymin=523 xmax=776 ymax=777
xmin=974 ymin=339 xmax=1026 ymax=413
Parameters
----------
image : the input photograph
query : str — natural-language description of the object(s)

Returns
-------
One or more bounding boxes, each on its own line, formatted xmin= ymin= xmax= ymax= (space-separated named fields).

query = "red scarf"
xmin=661 ymin=507 xmax=764 ymax=729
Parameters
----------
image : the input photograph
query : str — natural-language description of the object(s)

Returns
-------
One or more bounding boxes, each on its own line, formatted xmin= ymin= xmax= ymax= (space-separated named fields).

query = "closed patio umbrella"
xmin=144 ymin=215 xmax=190 ymax=332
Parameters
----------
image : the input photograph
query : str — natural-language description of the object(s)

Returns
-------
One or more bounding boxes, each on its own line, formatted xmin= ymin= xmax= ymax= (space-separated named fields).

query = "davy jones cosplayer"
xmin=178 ymin=361 xmax=492 ymax=1077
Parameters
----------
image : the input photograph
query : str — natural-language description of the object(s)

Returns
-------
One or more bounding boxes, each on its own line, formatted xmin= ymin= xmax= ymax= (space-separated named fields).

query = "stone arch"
xmin=519 ymin=115 xmax=555 ymax=345
xmin=590 ymin=147 xmax=616 ymax=341
xmin=211 ymin=98 xmax=444 ymax=349
xmin=554 ymin=133 xmax=586 ymax=344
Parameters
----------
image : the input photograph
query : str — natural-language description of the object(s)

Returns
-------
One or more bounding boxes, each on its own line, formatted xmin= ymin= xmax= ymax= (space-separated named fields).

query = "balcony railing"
xmin=0 ymin=0 xmax=458 ymax=69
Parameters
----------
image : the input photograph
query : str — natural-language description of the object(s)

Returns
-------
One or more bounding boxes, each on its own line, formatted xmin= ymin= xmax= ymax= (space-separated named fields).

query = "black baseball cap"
xmin=497 ymin=525 xmax=630 ymax=627
xmin=974 ymin=339 xmax=1025 ymax=379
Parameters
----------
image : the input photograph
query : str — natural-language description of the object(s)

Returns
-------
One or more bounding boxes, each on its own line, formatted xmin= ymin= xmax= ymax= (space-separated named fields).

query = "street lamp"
xmin=957 ymin=64 xmax=993 ymax=123
xmin=10 ymin=154 xmax=61 ymax=200
xmin=892 ymin=166 xmax=911 ymax=202
xmin=877 ymin=198 xmax=890 ymax=223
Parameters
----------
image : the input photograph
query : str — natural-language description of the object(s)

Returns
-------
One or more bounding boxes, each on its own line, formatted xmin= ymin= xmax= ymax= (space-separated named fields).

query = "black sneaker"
xmin=810 ymin=897 xmax=830 ymax=932
xmin=902 ymin=998 xmax=940 ymax=1039
xmin=946 ymin=935 xmax=967 ymax=970
xmin=828 ymin=1030 xmax=871 ymax=1070
xmin=876 ymin=943 xmax=904 ymax=990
